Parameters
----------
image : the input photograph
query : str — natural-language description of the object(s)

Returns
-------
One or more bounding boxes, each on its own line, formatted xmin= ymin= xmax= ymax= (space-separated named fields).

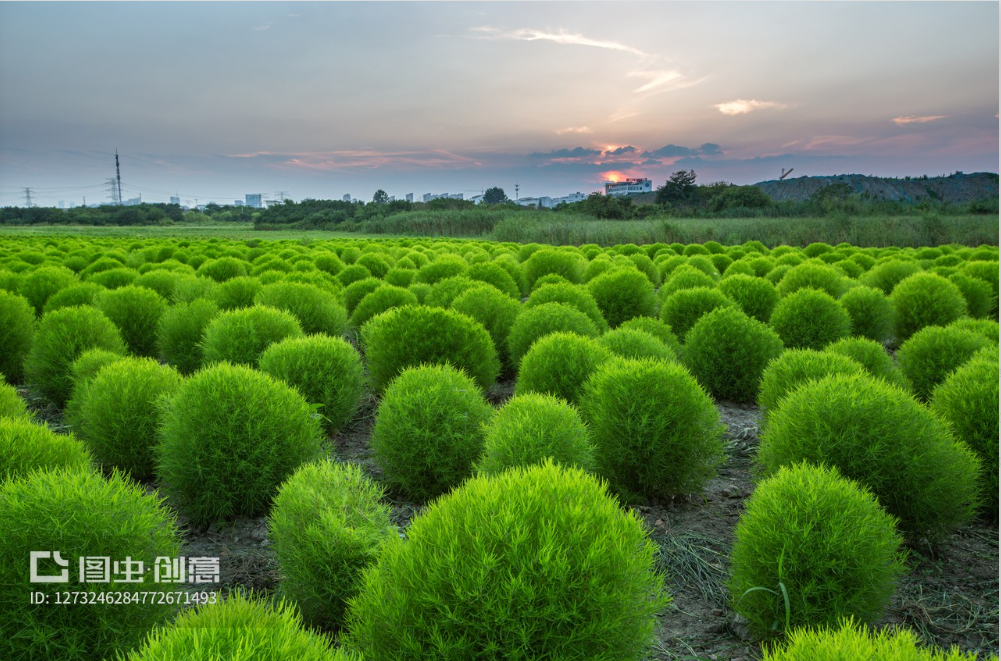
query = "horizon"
xmin=1 ymin=2 xmax=997 ymax=207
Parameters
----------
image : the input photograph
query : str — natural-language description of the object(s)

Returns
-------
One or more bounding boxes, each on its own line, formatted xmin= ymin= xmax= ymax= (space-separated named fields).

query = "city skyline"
xmin=1 ymin=2 xmax=997 ymax=207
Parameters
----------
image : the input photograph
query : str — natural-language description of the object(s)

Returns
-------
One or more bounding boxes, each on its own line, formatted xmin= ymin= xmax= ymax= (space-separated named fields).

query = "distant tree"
xmin=581 ymin=192 xmax=634 ymax=220
xmin=372 ymin=189 xmax=390 ymax=205
xmin=656 ymin=170 xmax=698 ymax=206
xmin=482 ymin=187 xmax=509 ymax=205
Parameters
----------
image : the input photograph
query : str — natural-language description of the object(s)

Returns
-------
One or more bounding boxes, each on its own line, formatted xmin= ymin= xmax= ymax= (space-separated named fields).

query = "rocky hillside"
xmin=753 ymin=172 xmax=998 ymax=205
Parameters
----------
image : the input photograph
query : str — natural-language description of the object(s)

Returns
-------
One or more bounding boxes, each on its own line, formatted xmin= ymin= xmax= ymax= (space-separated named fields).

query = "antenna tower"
xmin=115 ymin=149 xmax=123 ymax=205
xmin=23 ymin=187 xmax=33 ymax=207
xmin=514 ymin=184 xmax=520 ymax=200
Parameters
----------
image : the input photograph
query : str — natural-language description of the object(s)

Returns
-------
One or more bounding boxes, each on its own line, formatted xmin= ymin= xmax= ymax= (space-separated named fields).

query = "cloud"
xmin=716 ymin=99 xmax=788 ymax=115
xmin=469 ymin=26 xmax=646 ymax=57
xmin=607 ymin=145 xmax=639 ymax=156
xmin=645 ymin=144 xmax=698 ymax=158
xmin=252 ymin=24 xmax=272 ymax=32
xmin=530 ymin=146 xmax=602 ymax=159
xmin=698 ymin=143 xmax=722 ymax=156
xmin=556 ymin=126 xmax=592 ymax=135
xmin=628 ymin=70 xmax=683 ymax=93
xmin=227 ymin=149 xmax=483 ymax=171
xmin=892 ymin=115 xmax=946 ymax=125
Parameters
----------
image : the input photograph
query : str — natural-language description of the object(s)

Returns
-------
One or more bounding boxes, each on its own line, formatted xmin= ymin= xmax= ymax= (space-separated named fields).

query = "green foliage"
xmin=762 ymin=617 xmax=994 ymax=661
xmin=890 ymin=272 xmax=968 ymax=342
xmin=269 ymin=461 xmax=395 ymax=629
xmin=197 ymin=256 xmax=248 ymax=282
xmin=758 ymin=373 xmax=981 ymax=541
xmin=131 ymin=270 xmax=181 ymax=300
xmin=201 ymin=305 xmax=304 ymax=367
xmin=41 ymin=282 xmax=105 ymax=314
xmin=660 ymin=265 xmax=717 ymax=297
xmin=69 ymin=357 xmax=182 ymax=480
xmin=770 ymin=288 xmax=852 ymax=350
xmin=0 ymin=467 xmax=182 ymax=661
xmin=350 ymin=284 xmax=418 ymax=328
xmin=930 ymin=346 xmax=999 ymax=519
xmin=0 ymin=382 xmax=30 ymax=420
xmin=824 ymin=337 xmax=907 ymax=389
xmin=24 ymin=305 xmax=127 ymax=407
xmin=95 ymin=285 xmax=169 ymax=356
xmin=0 ymin=290 xmax=35 ymax=383
xmin=336 ymin=263 xmax=373 ymax=287
xmin=122 ymin=591 xmax=349 ymax=661
xmin=522 ymin=248 xmax=586 ymax=288
xmin=451 ymin=285 xmax=522 ymax=371
xmin=156 ymin=362 xmax=324 ymax=524
xmin=156 ymin=298 xmax=219 ymax=374
xmin=837 ymin=285 xmax=895 ymax=343
xmin=476 ymin=393 xmax=595 ymax=475
xmin=415 ymin=254 xmax=467 ymax=284
xmin=345 ymin=460 xmax=668 ymax=660
xmin=425 ymin=275 xmax=483 ymax=308
xmin=0 ymin=418 xmax=91 ymax=481
xmin=259 ymin=335 xmax=365 ymax=434
xmin=618 ymin=316 xmax=682 ymax=356
xmin=896 ymin=325 xmax=991 ymax=400
xmin=255 ymin=281 xmax=348 ymax=336
xmin=87 ymin=266 xmax=139 ymax=289
xmin=860 ymin=259 xmax=922 ymax=295
xmin=684 ymin=307 xmax=784 ymax=403
xmin=660 ymin=286 xmax=736 ymax=340
xmin=526 ymin=282 xmax=608 ymax=332
xmin=507 ymin=301 xmax=600 ymax=368
xmin=728 ymin=463 xmax=905 ymax=638
xmin=343 ymin=276 xmax=384 ymax=313
xmin=758 ymin=349 xmax=865 ymax=414
xmin=587 ymin=268 xmax=657 ymax=328
xmin=19 ymin=265 xmax=77 ymax=314
xmin=948 ymin=272 xmax=994 ymax=318
xmin=717 ymin=274 xmax=779 ymax=323
xmin=514 ymin=332 xmax=614 ymax=405
xmin=361 ymin=305 xmax=500 ymax=392
xmin=597 ymin=327 xmax=677 ymax=361
xmin=775 ymin=262 xmax=848 ymax=298
xmin=948 ymin=317 xmax=999 ymax=343
xmin=213 ymin=275 xmax=262 ymax=310
xmin=370 ymin=364 xmax=492 ymax=501
xmin=581 ymin=358 xmax=724 ymax=501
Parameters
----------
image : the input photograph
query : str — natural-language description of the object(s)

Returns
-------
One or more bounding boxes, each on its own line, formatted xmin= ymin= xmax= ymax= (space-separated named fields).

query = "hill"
xmin=753 ymin=172 xmax=998 ymax=205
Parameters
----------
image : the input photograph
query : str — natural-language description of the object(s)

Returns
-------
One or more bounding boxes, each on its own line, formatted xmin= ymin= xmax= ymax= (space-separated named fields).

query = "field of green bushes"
xmin=0 ymin=231 xmax=997 ymax=660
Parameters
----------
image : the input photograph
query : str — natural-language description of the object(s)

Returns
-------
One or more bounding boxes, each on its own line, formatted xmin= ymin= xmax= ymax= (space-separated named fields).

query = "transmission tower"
xmin=275 ymin=190 xmax=290 ymax=203
xmin=514 ymin=184 xmax=520 ymax=201
xmin=23 ymin=187 xmax=33 ymax=207
xmin=115 ymin=149 xmax=123 ymax=205
xmin=106 ymin=178 xmax=121 ymax=205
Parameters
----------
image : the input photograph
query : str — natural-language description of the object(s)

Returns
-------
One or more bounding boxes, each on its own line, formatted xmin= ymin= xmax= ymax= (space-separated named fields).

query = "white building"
xmin=245 ymin=193 xmax=263 ymax=208
xmin=604 ymin=178 xmax=652 ymax=197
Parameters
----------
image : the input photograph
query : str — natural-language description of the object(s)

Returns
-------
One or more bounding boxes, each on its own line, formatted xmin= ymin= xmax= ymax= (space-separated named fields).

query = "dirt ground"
xmin=22 ymin=381 xmax=1000 ymax=659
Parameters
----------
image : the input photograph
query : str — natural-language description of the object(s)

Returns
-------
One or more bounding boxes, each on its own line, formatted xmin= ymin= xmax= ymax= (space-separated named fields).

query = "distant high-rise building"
xmin=405 ymin=193 xmax=413 ymax=203
xmin=58 ymin=201 xmax=65 ymax=209
xmin=342 ymin=194 xmax=351 ymax=202
xmin=170 ymin=196 xmax=180 ymax=205
xmin=246 ymin=193 xmax=263 ymax=208
xmin=235 ymin=200 xmax=244 ymax=206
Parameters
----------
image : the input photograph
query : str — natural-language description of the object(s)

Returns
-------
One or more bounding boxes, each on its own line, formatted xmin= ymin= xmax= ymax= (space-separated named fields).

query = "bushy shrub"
xmin=890 ymin=272 xmax=968 ymax=342
xmin=213 ymin=275 xmax=261 ymax=310
xmin=19 ymin=265 xmax=77 ymax=314
xmin=477 ymin=393 xmax=595 ymax=475
xmin=345 ymin=460 xmax=668 ymax=659
xmin=0 ymin=382 xmax=30 ymax=420
xmin=775 ymin=262 xmax=848 ymax=298
xmin=269 ymin=461 xmax=395 ymax=629
xmin=41 ymin=282 xmax=105 ymax=314
xmin=451 ymin=285 xmax=522 ymax=371
xmin=132 ymin=270 xmax=181 ymax=300
xmin=370 ymin=364 xmax=492 ymax=501
xmin=514 ymin=332 xmax=614 ymax=405
xmin=415 ymin=254 xmax=467 ymax=285
xmin=587 ymin=268 xmax=657 ymax=328
xmin=618 ymin=316 xmax=682 ymax=356
xmin=356 ymin=252 xmax=391 ymax=279
xmin=383 ymin=267 xmax=415 ymax=288
xmin=523 ymin=248 xmax=586 ymax=288
xmin=69 ymin=357 xmax=182 ymax=480
xmin=466 ymin=261 xmax=521 ymax=299
xmin=526 ymin=282 xmax=608 ymax=332
xmin=24 ymin=305 xmax=127 ymax=407
xmin=660 ymin=287 xmax=736 ymax=340
xmin=201 ymin=305 xmax=304 ymax=367
xmin=362 ymin=305 xmax=500 ymax=392
xmin=259 ymin=335 xmax=365 ymax=433
xmin=172 ymin=274 xmax=219 ymax=303
xmin=758 ymin=349 xmax=864 ymax=415
xmin=531 ymin=273 xmax=572 ymax=290
xmin=948 ymin=272 xmax=994 ymax=319
xmin=717 ymin=274 xmax=779 ymax=323
xmin=95 ymin=285 xmax=169 ymax=357
xmin=349 ymin=284 xmax=418 ymax=328
xmin=837 ymin=285 xmax=895 ymax=343
xmin=684 ymin=307 xmax=784 ymax=403
xmin=507 ymin=302 xmax=600 ymax=367
xmin=0 ymin=418 xmax=91 ymax=481
xmin=255 ymin=281 xmax=349 ymax=336
xmin=336 ymin=263 xmax=373 ymax=287
xmin=770 ymin=288 xmax=852 ymax=350
xmin=123 ymin=591 xmax=350 ymax=661
xmin=896 ymin=325 xmax=991 ymax=400
xmin=156 ymin=298 xmax=219 ymax=374
xmin=824 ymin=337 xmax=908 ymax=389
xmin=0 ymin=467 xmax=182 ymax=661
xmin=597 ymin=327 xmax=677 ymax=362
xmin=930 ymin=346 xmax=999 ymax=519
xmin=758 ymin=373 xmax=980 ymax=540
xmin=581 ymin=358 xmax=724 ymax=502
xmin=728 ymin=462 xmax=905 ymax=638
xmin=0 ymin=290 xmax=35 ymax=383
xmin=761 ymin=617 xmax=991 ymax=661
xmin=860 ymin=259 xmax=922 ymax=295
xmin=197 ymin=256 xmax=248 ymax=282
xmin=156 ymin=362 xmax=324 ymax=524
xmin=660 ymin=264 xmax=717 ymax=297
xmin=961 ymin=260 xmax=999 ymax=315
xmin=425 ymin=275 xmax=484 ymax=308
xmin=948 ymin=317 xmax=999 ymax=343
xmin=342 ymin=276 xmax=383 ymax=313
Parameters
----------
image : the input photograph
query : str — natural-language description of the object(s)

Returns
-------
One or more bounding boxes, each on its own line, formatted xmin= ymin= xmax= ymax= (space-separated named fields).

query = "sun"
xmin=601 ymin=170 xmax=627 ymax=183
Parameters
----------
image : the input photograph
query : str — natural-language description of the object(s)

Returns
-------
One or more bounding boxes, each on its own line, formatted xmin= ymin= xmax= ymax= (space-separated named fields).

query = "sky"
xmin=0 ymin=1 xmax=997 ymax=207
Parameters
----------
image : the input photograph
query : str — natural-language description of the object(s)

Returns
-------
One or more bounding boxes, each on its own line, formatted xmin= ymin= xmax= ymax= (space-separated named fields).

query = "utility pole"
xmin=23 ymin=187 xmax=33 ymax=207
xmin=115 ymin=149 xmax=123 ymax=205
xmin=514 ymin=184 xmax=520 ymax=201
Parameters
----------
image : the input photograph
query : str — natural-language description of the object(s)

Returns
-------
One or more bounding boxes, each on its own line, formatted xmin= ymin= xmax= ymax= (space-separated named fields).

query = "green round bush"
xmin=24 ymin=305 xmax=127 ymax=407
xmin=523 ymin=248 xmax=586 ymax=288
xmin=896 ymin=325 xmax=991 ymax=401
xmin=123 ymin=591 xmax=350 ymax=661
xmin=69 ymin=357 xmax=182 ymax=480
xmin=758 ymin=373 xmax=981 ymax=540
xmin=597 ymin=327 xmax=677 ymax=362
xmin=41 ymin=282 xmax=105 ymax=314
xmin=362 ymin=305 xmax=500 ymax=393
xmin=775 ymin=262 xmax=848 ymax=298
xmin=729 ymin=462 xmax=905 ymax=638
xmin=156 ymin=362 xmax=324 ymax=524
xmin=860 ymin=259 xmax=922 ymax=295
xmin=526 ymin=282 xmax=608 ymax=332
xmin=530 ymin=273 xmax=572 ymax=291
xmin=86 ymin=266 xmax=138 ymax=289
xmin=197 ymin=256 xmax=248 ymax=282
xmin=0 ymin=290 xmax=35 ymax=383
xmin=0 ymin=467 xmax=182 ymax=661
xmin=757 ymin=349 xmax=865 ymax=415
xmin=356 ymin=252 xmax=391 ymax=279
xmin=948 ymin=317 xmax=999 ymax=343
xmin=837 ymin=285 xmax=895 ymax=343
xmin=425 ymin=275 xmax=484 ymax=308
xmin=930 ymin=346 xmax=999 ymax=519
xmin=0 ymin=382 xmax=30 ymax=420
xmin=132 ymin=270 xmax=181 ymax=300
xmin=717 ymin=274 xmax=778 ymax=323
xmin=259 ymin=335 xmax=365 ymax=434
xmin=19 ymin=265 xmax=77 ymax=314
xmin=586 ymin=268 xmax=657 ymax=328
xmin=618 ymin=316 xmax=682 ymax=356
xmin=171 ymin=274 xmax=219 ymax=303
xmin=451 ymin=285 xmax=522 ymax=372
xmin=95 ymin=285 xmax=169 ymax=357
xmin=890 ymin=272 xmax=968 ymax=342
xmin=345 ymin=460 xmax=668 ymax=659
xmin=255 ymin=281 xmax=348 ymax=336
xmin=824 ymin=337 xmax=907 ymax=389
xmin=949 ymin=272 xmax=994 ymax=319
xmin=349 ymin=284 xmax=418 ymax=328
xmin=514 ymin=332 xmax=614 ymax=406
xmin=336 ymin=263 xmax=373 ymax=287
xmin=342 ymin=276 xmax=383 ymax=313
xmin=0 ymin=418 xmax=92 ymax=481
xmin=269 ymin=461 xmax=395 ymax=629
xmin=466 ymin=261 xmax=521 ymax=299
xmin=383 ymin=266 xmax=415 ymax=288
xmin=370 ymin=364 xmax=493 ymax=501
xmin=415 ymin=254 xmax=467 ymax=285
xmin=213 ymin=275 xmax=262 ymax=310
xmin=770 ymin=288 xmax=852 ymax=350
xmin=507 ymin=302 xmax=600 ymax=368
xmin=581 ymin=358 xmax=724 ymax=502
xmin=660 ymin=286 xmax=736 ymax=340
xmin=661 ymin=265 xmax=717 ymax=297
xmin=961 ymin=260 xmax=999 ymax=315
xmin=684 ymin=307 xmax=784 ymax=403
xmin=156 ymin=298 xmax=219 ymax=374
xmin=201 ymin=305 xmax=304 ymax=368
xmin=476 ymin=393 xmax=595 ymax=475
